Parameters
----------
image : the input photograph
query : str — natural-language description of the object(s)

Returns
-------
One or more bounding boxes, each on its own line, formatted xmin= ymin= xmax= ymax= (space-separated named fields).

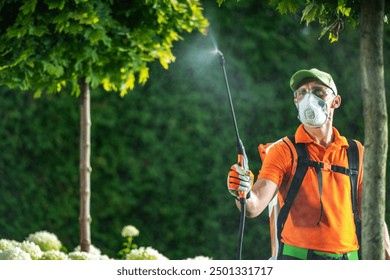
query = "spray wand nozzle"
xmin=216 ymin=50 xmax=225 ymax=66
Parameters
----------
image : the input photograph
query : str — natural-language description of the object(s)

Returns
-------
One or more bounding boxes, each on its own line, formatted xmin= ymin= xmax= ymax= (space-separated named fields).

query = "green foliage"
xmin=269 ymin=0 xmax=361 ymax=42
xmin=219 ymin=0 xmax=359 ymax=42
xmin=301 ymin=1 xmax=326 ymax=25
xmin=0 ymin=0 xmax=208 ymax=96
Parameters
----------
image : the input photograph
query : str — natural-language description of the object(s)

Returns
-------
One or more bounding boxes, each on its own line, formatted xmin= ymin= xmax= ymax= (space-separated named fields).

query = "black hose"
xmin=236 ymin=197 xmax=246 ymax=260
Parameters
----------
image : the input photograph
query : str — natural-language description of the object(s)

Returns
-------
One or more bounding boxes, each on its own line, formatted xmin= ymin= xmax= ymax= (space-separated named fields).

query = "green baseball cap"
xmin=290 ymin=68 xmax=338 ymax=95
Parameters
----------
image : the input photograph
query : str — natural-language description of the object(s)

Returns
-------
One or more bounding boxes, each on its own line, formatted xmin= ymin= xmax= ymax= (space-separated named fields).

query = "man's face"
xmin=294 ymin=81 xmax=341 ymax=125
xmin=294 ymin=81 xmax=335 ymax=102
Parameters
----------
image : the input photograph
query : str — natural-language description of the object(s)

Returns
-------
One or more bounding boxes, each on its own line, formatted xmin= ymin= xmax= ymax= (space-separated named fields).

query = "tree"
xmin=0 ymin=0 xmax=208 ymax=252
xmin=219 ymin=0 xmax=388 ymax=259
xmin=360 ymin=0 xmax=387 ymax=260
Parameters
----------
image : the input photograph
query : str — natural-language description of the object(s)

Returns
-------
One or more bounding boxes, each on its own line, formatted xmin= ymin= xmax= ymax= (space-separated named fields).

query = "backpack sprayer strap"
xmin=346 ymin=139 xmax=362 ymax=258
xmin=277 ymin=136 xmax=309 ymax=242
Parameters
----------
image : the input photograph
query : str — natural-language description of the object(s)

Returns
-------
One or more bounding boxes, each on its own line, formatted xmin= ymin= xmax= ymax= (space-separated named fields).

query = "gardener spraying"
xmin=227 ymin=68 xmax=390 ymax=260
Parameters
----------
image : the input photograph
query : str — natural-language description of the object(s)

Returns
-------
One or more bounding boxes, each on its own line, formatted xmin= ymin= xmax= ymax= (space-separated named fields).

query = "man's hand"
xmin=227 ymin=163 xmax=254 ymax=199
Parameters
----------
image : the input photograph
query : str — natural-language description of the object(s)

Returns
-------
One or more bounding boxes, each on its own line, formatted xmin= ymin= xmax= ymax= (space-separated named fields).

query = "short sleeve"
xmin=258 ymin=141 xmax=293 ymax=187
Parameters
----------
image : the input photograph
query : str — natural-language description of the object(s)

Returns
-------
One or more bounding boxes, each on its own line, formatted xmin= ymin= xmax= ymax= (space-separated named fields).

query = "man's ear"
xmin=293 ymin=97 xmax=300 ymax=107
xmin=332 ymin=95 xmax=341 ymax=108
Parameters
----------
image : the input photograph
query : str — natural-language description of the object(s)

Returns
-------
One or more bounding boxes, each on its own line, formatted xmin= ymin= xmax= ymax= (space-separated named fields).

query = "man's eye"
xmin=299 ymin=89 xmax=308 ymax=95
xmin=312 ymin=88 xmax=325 ymax=96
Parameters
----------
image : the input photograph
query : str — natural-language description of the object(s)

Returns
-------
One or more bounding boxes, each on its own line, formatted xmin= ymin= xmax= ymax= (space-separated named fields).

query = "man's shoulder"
xmin=346 ymin=138 xmax=365 ymax=157
xmin=349 ymin=138 xmax=363 ymax=146
xmin=258 ymin=136 xmax=294 ymax=162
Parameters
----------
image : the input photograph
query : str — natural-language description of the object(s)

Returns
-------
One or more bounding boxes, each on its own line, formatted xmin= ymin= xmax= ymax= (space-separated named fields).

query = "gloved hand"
xmin=227 ymin=163 xmax=254 ymax=199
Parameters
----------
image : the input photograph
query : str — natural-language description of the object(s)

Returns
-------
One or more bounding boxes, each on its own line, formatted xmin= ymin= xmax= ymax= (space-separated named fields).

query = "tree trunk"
xmin=79 ymin=78 xmax=92 ymax=252
xmin=360 ymin=0 xmax=387 ymax=260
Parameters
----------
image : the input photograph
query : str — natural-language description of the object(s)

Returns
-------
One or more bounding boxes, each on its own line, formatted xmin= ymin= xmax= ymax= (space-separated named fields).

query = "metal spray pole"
xmin=217 ymin=50 xmax=248 ymax=260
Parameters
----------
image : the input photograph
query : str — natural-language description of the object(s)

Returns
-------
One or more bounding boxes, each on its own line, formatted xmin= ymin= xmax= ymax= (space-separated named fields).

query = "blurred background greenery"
xmin=0 ymin=0 xmax=389 ymax=259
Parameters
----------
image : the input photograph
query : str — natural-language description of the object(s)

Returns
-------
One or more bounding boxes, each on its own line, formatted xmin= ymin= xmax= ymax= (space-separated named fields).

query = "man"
xmin=227 ymin=68 xmax=390 ymax=260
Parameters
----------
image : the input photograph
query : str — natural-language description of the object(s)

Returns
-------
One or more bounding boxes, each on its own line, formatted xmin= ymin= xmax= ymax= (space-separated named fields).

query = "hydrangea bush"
xmin=0 ymin=239 xmax=20 ymax=251
xmin=0 ymin=247 xmax=31 ymax=260
xmin=0 ymin=225 xmax=211 ymax=260
xmin=26 ymin=231 xmax=62 ymax=252
xmin=125 ymin=246 xmax=169 ymax=260
xmin=40 ymin=250 xmax=69 ymax=260
xmin=19 ymin=241 xmax=43 ymax=260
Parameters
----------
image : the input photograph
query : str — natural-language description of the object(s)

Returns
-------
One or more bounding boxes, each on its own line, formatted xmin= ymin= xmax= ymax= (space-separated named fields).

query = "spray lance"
xmin=216 ymin=50 xmax=249 ymax=260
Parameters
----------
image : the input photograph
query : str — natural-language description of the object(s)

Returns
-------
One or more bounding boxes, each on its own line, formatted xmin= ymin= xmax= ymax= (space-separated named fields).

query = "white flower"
xmin=121 ymin=225 xmax=140 ymax=238
xmin=125 ymin=246 xmax=168 ymax=260
xmin=73 ymin=244 xmax=102 ymax=256
xmin=0 ymin=239 xmax=20 ymax=251
xmin=98 ymin=254 xmax=111 ymax=260
xmin=40 ymin=250 xmax=68 ymax=260
xmin=71 ymin=244 xmax=111 ymax=260
xmin=19 ymin=241 xmax=43 ymax=260
xmin=68 ymin=251 xmax=100 ymax=260
xmin=26 ymin=231 xmax=62 ymax=252
xmin=185 ymin=255 xmax=213 ymax=260
xmin=0 ymin=247 xmax=31 ymax=260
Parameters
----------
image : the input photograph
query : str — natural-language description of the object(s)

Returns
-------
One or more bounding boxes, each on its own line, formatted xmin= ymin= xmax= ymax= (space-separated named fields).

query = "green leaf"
xmin=301 ymin=2 xmax=317 ymax=25
xmin=318 ymin=26 xmax=331 ymax=40
xmin=33 ymin=88 xmax=42 ymax=98
xmin=269 ymin=0 xmax=300 ymax=14
xmin=217 ymin=0 xmax=225 ymax=6
xmin=338 ymin=5 xmax=351 ymax=17
xmin=20 ymin=0 xmax=37 ymax=15
xmin=329 ymin=32 xmax=338 ymax=43
xmin=6 ymin=26 xmax=28 ymax=39
xmin=45 ymin=0 xmax=66 ymax=10
xmin=28 ymin=25 xmax=48 ymax=37
xmin=41 ymin=61 xmax=64 ymax=77
xmin=138 ymin=65 xmax=149 ymax=85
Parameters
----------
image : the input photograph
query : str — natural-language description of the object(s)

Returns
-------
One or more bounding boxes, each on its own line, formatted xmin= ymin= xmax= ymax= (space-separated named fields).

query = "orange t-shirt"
xmin=259 ymin=125 xmax=364 ymax=254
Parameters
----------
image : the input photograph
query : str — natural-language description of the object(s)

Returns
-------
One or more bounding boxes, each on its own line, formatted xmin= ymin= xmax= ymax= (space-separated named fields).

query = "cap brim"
xmin=290 ymin=70 xmax=324 ymax=91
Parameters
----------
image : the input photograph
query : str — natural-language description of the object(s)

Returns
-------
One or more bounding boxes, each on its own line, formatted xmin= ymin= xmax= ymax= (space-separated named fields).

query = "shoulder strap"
xmin=277 ymin=136 xmax=310 ymax=242
xmin=347 ymin=139 xmax=362 ymax=252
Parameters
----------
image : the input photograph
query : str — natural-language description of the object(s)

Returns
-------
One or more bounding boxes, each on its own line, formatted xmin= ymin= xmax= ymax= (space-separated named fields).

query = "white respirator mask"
xmin=296 ymin=93 xmax=330 ymax=128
